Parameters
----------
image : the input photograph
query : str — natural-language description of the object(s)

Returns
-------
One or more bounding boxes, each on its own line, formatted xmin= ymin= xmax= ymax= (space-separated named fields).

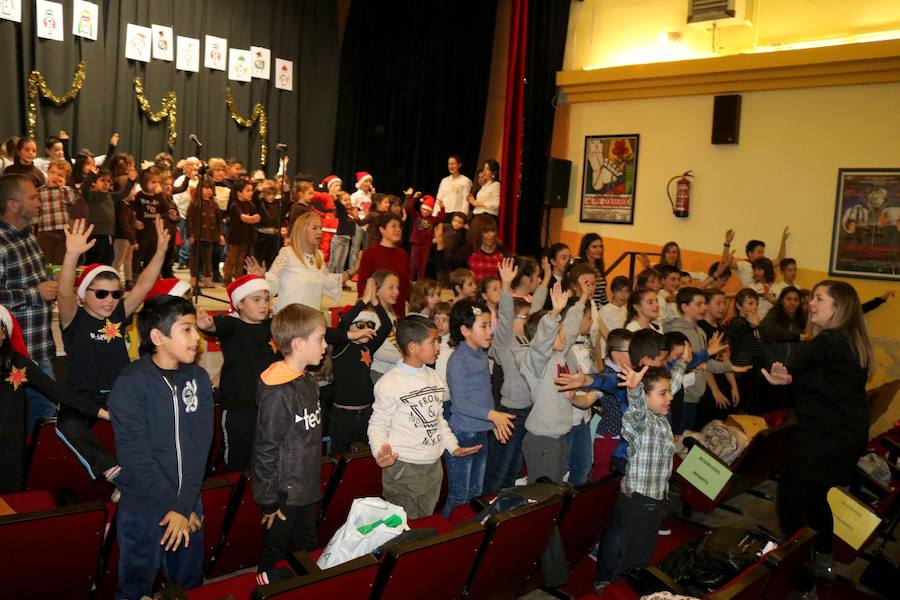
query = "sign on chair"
xmin=827 ymin=487 xmax=881 ymax=550
xmin=676 ymin=444 xmax=733 ymax=500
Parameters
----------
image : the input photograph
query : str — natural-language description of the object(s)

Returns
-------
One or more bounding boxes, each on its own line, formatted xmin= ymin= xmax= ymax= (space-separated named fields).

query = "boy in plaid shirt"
xmin=37 ymin=159 xmax=78 ymax=266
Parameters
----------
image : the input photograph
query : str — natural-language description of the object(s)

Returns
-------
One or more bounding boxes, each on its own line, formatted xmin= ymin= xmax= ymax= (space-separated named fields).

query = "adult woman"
xmin=578 ymin=233 xmax=608 ymax=305
xmin=436 ymin=155 xmax=473 ymax=218
xmin=762 ymin=281 xmax=871 ymax=580
xmin=759 ymin=286 xmax=806 ymax=342
xmin=453 ymin=214 xmax=507 ymax=285
xmin=639 ymin=241 xmax=681 ymax=271
xmin=468 ymin=159 xmax=500 ymax=218
xmin=263 ymin=212 xmax=356 ymax=313
xmin=356 ymin=212 xmax=410 ymax=312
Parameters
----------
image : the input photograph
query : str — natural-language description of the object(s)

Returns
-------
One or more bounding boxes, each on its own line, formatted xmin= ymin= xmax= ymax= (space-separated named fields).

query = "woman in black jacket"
xmin=762 ymin=280 xmax=872 ymax=581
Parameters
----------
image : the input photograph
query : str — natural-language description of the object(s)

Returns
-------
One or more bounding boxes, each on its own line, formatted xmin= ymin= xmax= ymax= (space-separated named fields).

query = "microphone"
xmin=189 ymin=134 xmax=203 ymax=148
xmin=276 ymin=143 xmax=288 ymax=152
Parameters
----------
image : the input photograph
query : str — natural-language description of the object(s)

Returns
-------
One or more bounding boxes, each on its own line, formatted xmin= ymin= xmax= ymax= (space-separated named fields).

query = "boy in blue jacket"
xmin=110 ymin=295 xmax=213 ymax=599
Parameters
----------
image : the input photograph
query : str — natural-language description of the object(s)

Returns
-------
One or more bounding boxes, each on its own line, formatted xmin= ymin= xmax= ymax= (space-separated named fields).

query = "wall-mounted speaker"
xmin=711 ymin=94 xmax=741 ymax=144
xmin=543 ymin=158 xmax=572 ymax=208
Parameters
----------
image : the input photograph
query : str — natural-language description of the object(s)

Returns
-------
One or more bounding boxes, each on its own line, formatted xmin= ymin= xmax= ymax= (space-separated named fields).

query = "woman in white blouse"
xmin=436 ymin=155 xmax=473 ymax=218
xmin=262 ymin=211 xmax=357 ymax=313
xmin=469 ymin=159 xmax=501 ymax=217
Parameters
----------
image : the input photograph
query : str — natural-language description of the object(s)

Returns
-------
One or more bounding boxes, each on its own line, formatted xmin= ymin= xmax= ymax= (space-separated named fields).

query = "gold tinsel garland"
xmin=133 ymin=76 xmax=177 ymax=148
xmin=225 ymin=87 xmax=268 ymax=165
xmin=26 ymin=62 xmax=87 ymax=138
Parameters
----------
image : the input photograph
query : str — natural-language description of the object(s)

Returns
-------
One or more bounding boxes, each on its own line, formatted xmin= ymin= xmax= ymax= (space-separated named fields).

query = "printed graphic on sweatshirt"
xmin=295 ymin=402 xmax=322 ymax=431
xmin=399 ymin=385 xmax=445 ymax=447
xmin=92 ymin=319 xmax=122 ymax=343
xmin=182 ymin=379 xmax=198 ymax=413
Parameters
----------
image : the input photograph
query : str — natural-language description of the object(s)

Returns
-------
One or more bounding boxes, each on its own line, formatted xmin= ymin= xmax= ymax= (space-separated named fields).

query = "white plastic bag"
xmin=316 ymin=497 xmax=409 ymax=569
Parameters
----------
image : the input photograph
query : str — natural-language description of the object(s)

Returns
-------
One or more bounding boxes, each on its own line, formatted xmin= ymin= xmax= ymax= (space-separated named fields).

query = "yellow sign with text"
xmin=676 ymin=445 xmax=733 ymax=500
xmin=827 ymin=487 xmax=881 ymax=550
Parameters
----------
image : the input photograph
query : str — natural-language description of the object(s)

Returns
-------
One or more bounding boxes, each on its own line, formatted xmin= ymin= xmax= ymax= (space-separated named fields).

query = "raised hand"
xmin=549 ymin=281 xmax=570 ymax=315
xmin=761 ymin=362 xmax=791 ymax=386
xmin=110 ymin=132 xmax=120 ymax=146
xmin=617 ymin=364 xmax=649 ymax=391
xmin=375 ymin=443 xmax=399 ymax=468
xmin=707 ymin=331 xmax=727 ymax=357
xmin=498 ymin=257 xmax=517 ymax=290
xmin=362 ymin=278 xmax=377 ymax=305
xmin=154 ymin=217 xmax=171 ymax=254
xmin=64 ymin=219 xmax=96 ymax=256
xmin=577 ymin=274 xmax=595 ymax=302
xmin=244 ymin=256 xmax=266 ymax=276
xmin=724 ymin=229 xmax=735 ymax=245
xmin=196 ymin=309 xmax=214 ymax=331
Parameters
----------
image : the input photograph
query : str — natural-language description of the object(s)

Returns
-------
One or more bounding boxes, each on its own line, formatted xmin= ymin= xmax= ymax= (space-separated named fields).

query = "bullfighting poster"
xmin=580 ymin=134 xmax=639 ymax=224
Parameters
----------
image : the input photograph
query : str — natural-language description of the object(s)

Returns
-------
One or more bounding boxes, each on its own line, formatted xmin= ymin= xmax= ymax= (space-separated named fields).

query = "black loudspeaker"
xmin=711 ymin=94 xmax=741 ymax=144
xmin=544 ymin=158 xmax=572 ymax=208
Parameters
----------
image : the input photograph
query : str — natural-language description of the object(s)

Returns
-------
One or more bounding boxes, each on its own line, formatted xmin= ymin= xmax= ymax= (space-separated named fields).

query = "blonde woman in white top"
xmin=261 ymin=212 xmax=357 ymax=313
xmin=469 ymin=159 xmax=501 ymax=217
xmin=436 ymin=155 xmax=473 ymax=216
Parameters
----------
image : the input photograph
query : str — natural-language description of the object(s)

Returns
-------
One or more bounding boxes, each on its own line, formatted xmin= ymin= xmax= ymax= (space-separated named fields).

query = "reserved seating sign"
xmin=827 ymin=487 xmax=881 ymax=550
xmin=676 ymin=444 xmax=733 ymax=500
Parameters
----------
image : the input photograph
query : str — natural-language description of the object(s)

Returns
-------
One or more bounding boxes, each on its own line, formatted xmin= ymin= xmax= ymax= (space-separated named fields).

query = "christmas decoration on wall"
xmin=26 ymin=61 xmax=86 ymax=138
xmin=133 ymin=76 xmax=177 ymax=148
xmin=225 ymin=87 xmax=268 ymax=165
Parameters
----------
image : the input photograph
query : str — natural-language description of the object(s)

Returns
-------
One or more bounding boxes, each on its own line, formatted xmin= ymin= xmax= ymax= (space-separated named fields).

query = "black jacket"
xmin=253 ymin=363 xmax=322 ymax=512
xmin=109 ymin=355 xmax=213 ymax=517
xmin=331 ymin=301 xmax=392 ymax=407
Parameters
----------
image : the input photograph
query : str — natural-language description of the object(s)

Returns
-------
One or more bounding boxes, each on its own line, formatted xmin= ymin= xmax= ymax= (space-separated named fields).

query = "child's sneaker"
xmin=110 ymin=488 xmax=121 ymax=503
xmin=593 ymin=581 xmax=609 ymax=596
xmin=588 ymin=541 xmax=599 ymax=561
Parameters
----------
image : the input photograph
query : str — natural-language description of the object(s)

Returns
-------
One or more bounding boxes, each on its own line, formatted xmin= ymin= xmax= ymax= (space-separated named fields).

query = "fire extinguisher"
xmin=667 ymin=170 xmax=693 ymax=218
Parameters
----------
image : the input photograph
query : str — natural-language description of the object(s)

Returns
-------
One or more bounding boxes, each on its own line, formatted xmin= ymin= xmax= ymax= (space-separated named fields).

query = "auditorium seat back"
xmin=761 ymin=527 xmax=816 ymax=599
xmin=206 ymin=473 xmax=264 ymax=578
xmin=705 ymin=562 xmax=771 ymax=600
xmin=559 ymin=474 xmax=622 ymax=568
xmin=317 ymin=450 xmax=382 ymax=546
xmin=252 ymin=553 xmax=378 ymax=599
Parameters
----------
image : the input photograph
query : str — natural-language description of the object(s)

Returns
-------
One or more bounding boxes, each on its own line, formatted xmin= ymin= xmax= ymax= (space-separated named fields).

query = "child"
xmin=725 ymin=227 xmax=789 ymax=286
xmin=83 ymin=166 xmax=138 ymax=266
xmin=113 ymin=184 xmax=140 ymax=289
xmin=4 ymin=137 xmax=46 ymax=188
xmin=314 ymin=176 xmax=341 ymax=263
xmin=656 ymin=265 xmax=681 ymax=329
xmin=598 ymin=275 xmax=631 ymax=357
xmin=196 ymin=275 xmax=279 ymax=472
xmin=224 ymin=181 xmax=260 ymax=285
xmin=56 ymin=218 xmax=169 ymax=489
xmin=408 ymin=278 xmax=441 ymax=317
xmin=253 ymin=180 xmax=282 ymax=270
xmin=109 ymin=295 xmax=213 ymax=598
xmin=36 ymin=159 xmax=78 ymax=266
xmin=635 ymin=269 xmax=661 ymax=292
xmin=408 ymin=194 xmax=444 ymax=281
xmin=444 ymin=299 xmax=516 ymax=516
xmin=510 ymin=255 xmax=540 ymax=300
xmin=369 ymin=315 xmax=482 ymax=518
xmin=329 ymin=278 xmax=393 ymax=454
xmin=479 ymin=275 xmax=501 ymax=328
xmin=450 ymin=268 xmax=477 ymax=304
xmin=253 ymin=303 xmax=327 ymax=584
xmin=437 ymin=212 xmax=468 ymax=287
xmin=132 ymin=167 xmax=174 ymax=275
xmin=484 ymin=259 xmax=536 ymax=494
xmin=187 ymin=176 xmax=223 ymax=288
xmin=364 ymin=193 xmax=392 ymax=248
xmin=625 ymin=289 xmax=661 ymax=332
xmin=726 ymin=288 xmax=765 ymax=414
xmin=775 ymin=257 xmax=798 ymax=293
xmin=328 ymin=191 xmax=356 ymax=274
xmin=698 ymin=289 xmax=740 ymax=425
xmin=356 ymin=213 xmax=411 ymax=312
xmin=521 ymin=280 xmax=589 ymax=485
xmin=593 ymin=365 xmax=676 ymax=594
xmin=749 ymin=257 xmax=777 ymax=319
xmin=0 ymin=305 xmax=107 ymax=493
xmin=432 ymin=301 xmax=453 ymax=390
xmin=587 ymin=329 xmax=632 ymax=480
xmin=369 ymin=270 xmax=404 ymax=384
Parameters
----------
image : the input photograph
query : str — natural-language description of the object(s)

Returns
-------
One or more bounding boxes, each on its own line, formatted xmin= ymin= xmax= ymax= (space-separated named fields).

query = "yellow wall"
xmin=552 ymin=82 xmax=900 ymax=389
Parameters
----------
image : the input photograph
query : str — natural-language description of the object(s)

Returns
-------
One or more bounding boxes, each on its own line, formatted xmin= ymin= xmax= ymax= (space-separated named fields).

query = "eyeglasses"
xmin=88 ymin=288 xmax=125 ymax=300
xmin=353 ymin=320 xmax=376 ymax=330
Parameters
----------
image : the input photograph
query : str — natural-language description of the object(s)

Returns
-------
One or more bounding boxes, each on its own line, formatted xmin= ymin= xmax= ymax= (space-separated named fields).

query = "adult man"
xmin=0 ymin=174 xmax=59 ymax=431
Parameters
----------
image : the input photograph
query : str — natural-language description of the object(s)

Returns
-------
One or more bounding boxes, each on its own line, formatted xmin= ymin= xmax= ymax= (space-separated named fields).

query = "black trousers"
xmin=56 ymin=404 xmax=116 ymax=480
xmin=253 ymin=232 xmax=281 ymax=271
xmin=259 ymin=503 xmax=317 ymax=573
xmin=84 ymin=234 xmax=115 ymax=266
xmin=596 ymin=491 xmax=667 ymax=584
xmin=329 ymin=405 xmax=373 ymax=455
xmin=777 ymin=473 xmax=834 ymax=554
xmin=222 ymin=408 xmax=256 ymax=472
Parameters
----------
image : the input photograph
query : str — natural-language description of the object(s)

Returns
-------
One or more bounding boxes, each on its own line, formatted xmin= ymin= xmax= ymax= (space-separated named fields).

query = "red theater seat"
xmin=317 ymin=450 xmax=382 ymax=546
xmin=206 ymin=473 xmax=264 ymax=578
xmin=761 ymin=527 xmax=817 ymax=599
xmin=0 ymin=489 xmax=56 ymax=514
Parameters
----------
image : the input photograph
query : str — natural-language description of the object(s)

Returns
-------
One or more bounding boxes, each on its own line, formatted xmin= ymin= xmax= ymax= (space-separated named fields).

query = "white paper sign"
xmin=151 ymin=24 xmax=174 ymax=61
xmin=250 ymin=46 xmax=270 ymax=80
xmin=228 ymin=48 xmax=252 ymax=82
xmin=71 ymin=0 xmax=97 ymax=40
xmin=176 ymin=35 xmax=199 ymax=72
xmin=36 ymin=0 xmax=64 ymax=41
xmin=275 ymin=58 xmax=293 ymax=91
xmin=204 ymin=35 xmax=227 ymax=71
xmin=1 ymin=0 xmax=22 ymax=23
xmin=125 ymin=23 xmax=151 ymax=62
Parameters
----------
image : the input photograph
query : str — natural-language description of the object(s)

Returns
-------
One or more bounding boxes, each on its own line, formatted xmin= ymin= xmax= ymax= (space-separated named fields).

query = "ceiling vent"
xmin=688 ymin=0 xmax=748 ymax=28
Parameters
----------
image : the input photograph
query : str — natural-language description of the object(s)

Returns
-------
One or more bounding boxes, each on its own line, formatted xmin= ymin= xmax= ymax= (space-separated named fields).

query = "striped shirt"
xmin=0 ymin=221 xmax=55 ymax=362
xmin=37 ymin=185 xmax=77 ymax=232
xmin=620 ymin=382 xmax=676 ymax=501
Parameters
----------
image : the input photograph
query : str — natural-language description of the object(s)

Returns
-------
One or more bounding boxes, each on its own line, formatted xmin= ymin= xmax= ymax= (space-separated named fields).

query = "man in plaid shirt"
xmin=0 ymin=174 xmax=60 ymax=431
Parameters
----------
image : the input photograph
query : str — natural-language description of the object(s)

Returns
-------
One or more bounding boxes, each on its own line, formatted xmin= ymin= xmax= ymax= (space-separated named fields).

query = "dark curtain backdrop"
xmin=332 ymin=0 xmax=498 ymax=195
xmin=0 ymin=0 xmax=338 ymax=176
xmin=515 ymin=0 xmax=571 ymax=257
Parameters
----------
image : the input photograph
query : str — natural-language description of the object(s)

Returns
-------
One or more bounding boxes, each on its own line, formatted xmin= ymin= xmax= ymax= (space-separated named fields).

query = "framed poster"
xmin=829 ymin=168 xmax=900 ymax=281
xmin=580 ymin=134 xmax=639 ymax=224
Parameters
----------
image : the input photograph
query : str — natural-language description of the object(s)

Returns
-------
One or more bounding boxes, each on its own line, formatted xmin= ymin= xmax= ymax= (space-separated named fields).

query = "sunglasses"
xmin=88 ymin=288 xmax=125 ymax=300
xmin=353 ymin=320 xmax=376 ymax=330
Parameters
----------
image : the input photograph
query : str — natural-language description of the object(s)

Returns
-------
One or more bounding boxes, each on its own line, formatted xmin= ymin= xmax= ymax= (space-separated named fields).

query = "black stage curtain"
xmin=332 ymin=0 xmax=498 ymax=194
xmin=0 ymin=0 xmax=338 ymax=176
xmin=517 ymin=0 xmax=571 ymax=257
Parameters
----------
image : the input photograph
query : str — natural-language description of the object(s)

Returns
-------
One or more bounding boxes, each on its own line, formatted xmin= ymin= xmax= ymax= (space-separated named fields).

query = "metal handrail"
xmin=603 ymin=251 xmax=660 ymax=281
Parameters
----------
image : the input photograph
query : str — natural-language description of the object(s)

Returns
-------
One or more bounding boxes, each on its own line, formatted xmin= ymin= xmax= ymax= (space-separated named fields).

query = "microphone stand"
xmin=190 ymin=139 xmax=229 ymax=307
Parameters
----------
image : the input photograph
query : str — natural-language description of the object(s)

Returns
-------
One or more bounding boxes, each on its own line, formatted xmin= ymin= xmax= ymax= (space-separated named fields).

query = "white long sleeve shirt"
xmin=265 ymin=246 xmax=343 ymax=313
xmin=473 ymin=180 xmax=500 ymax=216
xmin=369 ymin=361 xmax=460 ymax=464
xmin=436 ymin=174 xmax=472 ymax=215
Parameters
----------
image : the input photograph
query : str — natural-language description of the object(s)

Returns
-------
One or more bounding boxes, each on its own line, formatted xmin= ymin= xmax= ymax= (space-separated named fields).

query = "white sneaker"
xmin=658 ymin=528 xmax=672 ymax=536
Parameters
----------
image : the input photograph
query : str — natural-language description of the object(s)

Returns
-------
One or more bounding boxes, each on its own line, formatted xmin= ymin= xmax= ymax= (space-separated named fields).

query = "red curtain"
xmin=499 ymin=0 xmax=528 ymax=253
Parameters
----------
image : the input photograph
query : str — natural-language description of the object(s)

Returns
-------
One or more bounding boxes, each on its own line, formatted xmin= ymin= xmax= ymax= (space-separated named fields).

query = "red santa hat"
xmin=354 ymin=172 xmax=373 ymax=189
xmin=75 ymin=263 xmax=119 ymax=300
xmin=145 ymin=278 xmax=192 ymax=301
xmin=225 ymin=274 xmax=271 ymax=314
xmin=320 ymin=175 xmax=342 ymax=191
xmin=0 ymin=304 xmax=30 ymax=359
xmin=420 ymin=195 xmax=436 ymax=214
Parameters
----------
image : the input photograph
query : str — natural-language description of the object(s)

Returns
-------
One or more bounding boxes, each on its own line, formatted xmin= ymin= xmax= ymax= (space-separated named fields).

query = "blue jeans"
xmin=349 ymin=224 xmax=366 ymax=270
xmin=483 ymin=407 xmax=530 ymax=494
xmin=443 ymin=430 xmax=488 ymax=517
xmin=117 ymin=500 xmax=204 ymax=599
xmin=566 ymin=420 xmax=593 ymax=486
xmin=328 ymin=234 xmax=351 ymax=273
xmin=177 ymin=218 xmax=191 ymax=263
xmin=26 ymin=359 xmax=57 ymax=435
xmin=677 ymin=402 xmax=698 ymax=435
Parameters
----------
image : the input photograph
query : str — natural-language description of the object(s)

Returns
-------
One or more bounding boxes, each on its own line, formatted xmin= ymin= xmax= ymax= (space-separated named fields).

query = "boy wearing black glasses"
xmin=55 ymin=217 xmax=170 ymax=492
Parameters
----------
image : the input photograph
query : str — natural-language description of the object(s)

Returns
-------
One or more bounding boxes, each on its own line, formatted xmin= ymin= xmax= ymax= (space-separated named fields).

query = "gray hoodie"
xmin=494 ymin=291 xmax=533 ymax=409
xmin=667 ymin=317 xmax=732 ymax=404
